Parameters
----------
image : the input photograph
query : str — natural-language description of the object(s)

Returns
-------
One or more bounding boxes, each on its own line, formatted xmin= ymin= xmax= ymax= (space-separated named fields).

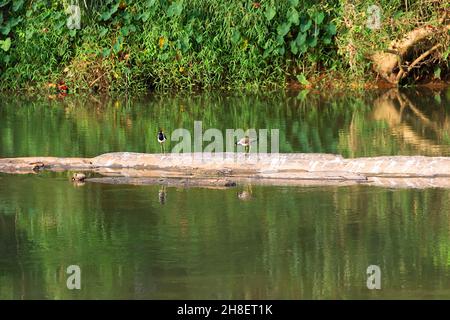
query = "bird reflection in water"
xmin=158 ymin=186 xmax=167 ymax=204
xmin=237 ymin=184 xmax=253 ymax=201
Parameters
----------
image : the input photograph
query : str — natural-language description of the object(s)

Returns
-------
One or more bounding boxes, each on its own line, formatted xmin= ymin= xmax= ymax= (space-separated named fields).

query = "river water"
xmin=1 ymin=88 xmax=450 ymax=299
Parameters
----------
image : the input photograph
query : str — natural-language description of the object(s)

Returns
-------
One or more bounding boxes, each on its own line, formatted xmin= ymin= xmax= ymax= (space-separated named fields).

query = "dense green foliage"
xmin=0 ymin=0 xmax=448 ymax=91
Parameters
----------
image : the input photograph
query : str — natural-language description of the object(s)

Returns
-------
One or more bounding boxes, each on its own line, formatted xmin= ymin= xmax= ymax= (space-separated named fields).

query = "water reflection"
xmin=371 ymin=89 xmax=450 ymax=156
xmin=237 ymin=185 xmax=253 ymax=201
xmin=0 ymin=88 xmax=449 ymax=158
xmin=1 ymin=173 xmax=450 ymax=299
xmin=158 ymin=186 xmax=167 ymax=205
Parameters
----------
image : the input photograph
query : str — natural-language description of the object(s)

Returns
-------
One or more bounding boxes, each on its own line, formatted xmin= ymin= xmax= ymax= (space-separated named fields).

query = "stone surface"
xmin=1 ymin=152 xmax=450 ymax=188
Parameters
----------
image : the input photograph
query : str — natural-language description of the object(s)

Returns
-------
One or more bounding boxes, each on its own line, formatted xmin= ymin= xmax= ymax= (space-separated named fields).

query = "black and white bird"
xmin=157 ymin=129 xmax=167 ymax=153
xmin=235 ymin=136 xmax=256 ymax=153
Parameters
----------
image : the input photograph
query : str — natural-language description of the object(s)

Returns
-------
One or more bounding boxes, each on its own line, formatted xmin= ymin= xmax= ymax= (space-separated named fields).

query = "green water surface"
xmin=1 ymin=89 xmax=450 ymax=299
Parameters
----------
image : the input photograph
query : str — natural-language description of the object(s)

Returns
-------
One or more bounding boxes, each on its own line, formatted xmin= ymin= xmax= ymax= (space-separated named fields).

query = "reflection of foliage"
xmin=1 ymin=89 xmax=450 ymax=158
xmin=1 ymin=174 xmax=450 ymax=299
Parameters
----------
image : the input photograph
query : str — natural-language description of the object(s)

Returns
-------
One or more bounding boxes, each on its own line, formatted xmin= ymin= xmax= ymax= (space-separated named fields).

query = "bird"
xmin=235 ymin=136 xmax=256 ymax=153
xmin=29 ymin=162 xmax=45 ymax=172
xmin=72 ymin=173 xmax=86 ymax=182
xmin=157 ymin=129 xmax=167 ymax=154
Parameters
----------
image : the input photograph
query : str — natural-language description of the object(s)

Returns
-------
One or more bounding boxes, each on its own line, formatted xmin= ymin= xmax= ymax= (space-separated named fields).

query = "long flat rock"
xmin=1 ymin=152 xmax=450 ymax=188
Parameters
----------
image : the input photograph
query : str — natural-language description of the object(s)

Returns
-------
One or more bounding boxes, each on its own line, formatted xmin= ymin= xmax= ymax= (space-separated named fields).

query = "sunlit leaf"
xmin=277 ymin=22 xmax=291 ymax=37
xmin=314 ymin=12 xmax=325 ymax=25
xmin=0 ymin=37 xmax=11 ymax=51
xmin=287 ymin=8 xmax=299 ymax=25
xmin=265 ymin=6 xmax=276 ymax=21
xmin=141 ymin=11 xmax=150 ymax=22
xmin=296 ymin=74 xmax=309 ymax=86
xmin=300 ymin=18 xmax=312 ymax=32
xmin=167 ymin=1 xmax=183 ymax=17
xmin=290 ymin=41 xmax=298 ymax=54
xmin=295 ymin=32 xmax=306 ymax=45
xmin=434 ymin=67 xmax=441 ymax=80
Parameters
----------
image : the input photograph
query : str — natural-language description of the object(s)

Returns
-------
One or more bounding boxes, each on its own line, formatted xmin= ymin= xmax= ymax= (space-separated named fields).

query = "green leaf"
xmin=128 ymin=24 xmax=136 ymax=33
xmin=0 ymin=37 xmax=11 ymax=51
xmin=443 ymin=47 xmax=449 ymax=60
xmin=295 ymin=32 xmax=306 ymax=46
xmin=434 ymin=67 xmax=441 ymax=80
xmin=141 ymin=11 xmax=150 ymax=22
xmin=102 ymin=48 xmax=111 ymax=58
xmin=25 ymin=29 xmax=34 ymax=40
xmin=289 ymin=0 xmax=299 ymax=7
xmin=276 ymin=35 xmax=284 ymax=45
xmin=101 ymin=2 xmax=119 ymax=21
xmin=323 ymin=36 xmax=332 ymax=45
xmin=121 ymin=26 xmax=129 ymax=36
xmin=300 ymin=18 xmax=312 ymax=32
xmin=0 ymin=0 xmax=11 ymax=8
xmin=167 ymin=1 xmax=183 ymax=17
xmin=113 ymin=36 xmax=122 ymax=53
xmin=277 ymin=22 xmax=291 ymax=37
xmin=327 ymin=23 xmax=337 ymax=35
xmin=231 ymin=30 xmax=241 ymax=44
xmin=307 ymin=36 xmax=317 ymax=47
xmin=264 ymin=6 xmax=276 ymax=21
xmin=263 ymin=47 xmax=272 ymax=58
xmin=314 ymin=12 xmax=325 ymax=25
xmin=69 ymin=29 xmax=77 ymax=37
xmin=313 ymin=27 xmax=320 ymax=37
xmin=296 ymin=74 xmax=309 ymax=86
xmin=109 ymin=2 xmax=120 ymax=15
xmin=290 ymin=41 xmax=298 ymax=54
xmin=146 ymin=0 xmax=156 ymax=7
xmin=1 ymin=25 xmax=11 ymax=35
xmin=297 ymin=89 xmax=309 ymax=100
xmin=99 ymin=27 xmax=108 ymax=37
xmin=299 ymin=43 xmax=308 ymax=53
xmin=2 ymin=54 xmax=10 ymax=64
xmin=434 ymin=94 xmax=442 ymax=104
xmin=287 ymin=8 xmax=299 ymax=25
xmin=101 ymin=11 xmax=113 ymax=21
xmin=8 ymin=16 xmax=22 ymax=28
xmin=12 ymin=0 xmax=24 ymax=11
